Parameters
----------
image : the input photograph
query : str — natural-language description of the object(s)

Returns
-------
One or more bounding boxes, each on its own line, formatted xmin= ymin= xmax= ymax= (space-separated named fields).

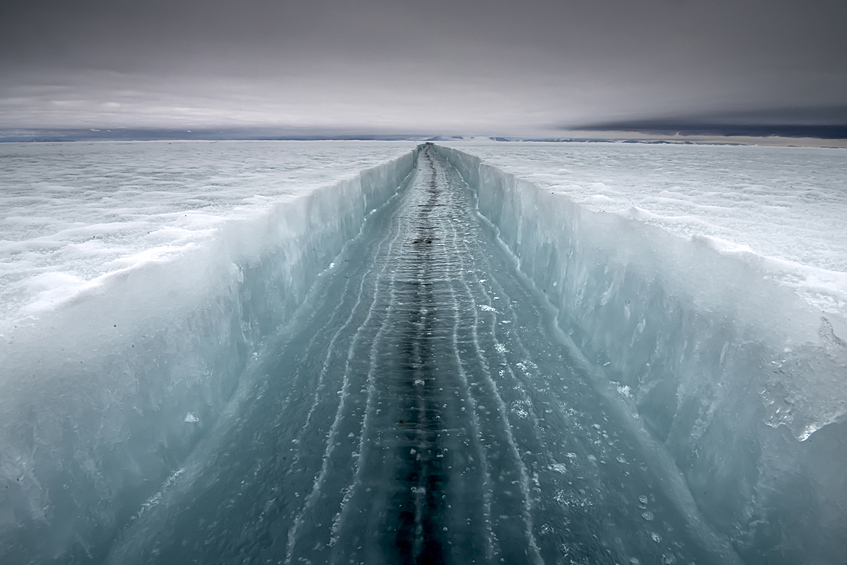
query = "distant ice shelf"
xmin=0 ymin=141 xmax=845 ymax=564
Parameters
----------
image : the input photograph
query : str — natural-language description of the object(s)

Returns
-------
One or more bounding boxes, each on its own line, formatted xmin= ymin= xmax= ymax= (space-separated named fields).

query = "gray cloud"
xmin=1 ymin=0 xmax=845 ymax=135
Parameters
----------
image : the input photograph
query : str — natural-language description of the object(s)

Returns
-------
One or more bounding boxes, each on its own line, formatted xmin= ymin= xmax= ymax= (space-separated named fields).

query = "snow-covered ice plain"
xmin=0 ymin=141 xmax=416 ymax=321
xmin=0 ymin=140 xmax=845 ymax=564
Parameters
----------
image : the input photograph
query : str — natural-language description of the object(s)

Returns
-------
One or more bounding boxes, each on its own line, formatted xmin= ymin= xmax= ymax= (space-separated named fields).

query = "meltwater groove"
xmin=103 ymin=146 xmax=737 ymax=565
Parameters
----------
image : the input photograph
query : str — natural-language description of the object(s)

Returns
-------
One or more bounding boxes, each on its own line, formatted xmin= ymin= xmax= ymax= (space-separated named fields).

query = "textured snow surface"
xmin=443 ymin=141 xmax=847 ymax=313
xmin=0 ymin=141 xmax=415 ymax=322
xmin=0 ymin=141 xmax=845 ymax=564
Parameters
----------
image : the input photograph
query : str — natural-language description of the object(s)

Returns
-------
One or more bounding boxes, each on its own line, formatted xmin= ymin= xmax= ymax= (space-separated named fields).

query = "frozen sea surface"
xmin=0 ymin=141 xmax=845 ymax=564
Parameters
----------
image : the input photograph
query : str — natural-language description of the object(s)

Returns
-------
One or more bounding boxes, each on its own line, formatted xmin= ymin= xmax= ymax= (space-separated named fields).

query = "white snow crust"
xmin=442 ymin=141 xmax=847 ymax=314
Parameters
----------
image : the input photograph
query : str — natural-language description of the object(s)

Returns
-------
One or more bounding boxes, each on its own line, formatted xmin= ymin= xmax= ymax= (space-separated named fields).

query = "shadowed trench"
xmin=390 ymin=149 xmax=448 ymax=564
xmin=106 ymin=146 xmax=735 ymax=565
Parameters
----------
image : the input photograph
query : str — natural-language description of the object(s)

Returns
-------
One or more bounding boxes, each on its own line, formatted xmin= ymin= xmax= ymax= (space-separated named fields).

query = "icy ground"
xmin=0 ymin=140 xmax=414 ymax=322
xmin=1 ymin=141 xmax=845 ymax=564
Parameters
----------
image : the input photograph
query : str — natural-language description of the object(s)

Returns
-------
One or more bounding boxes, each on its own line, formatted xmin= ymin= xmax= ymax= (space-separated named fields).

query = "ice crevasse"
xmin=0 ymin=142 xmax=845 ymax=563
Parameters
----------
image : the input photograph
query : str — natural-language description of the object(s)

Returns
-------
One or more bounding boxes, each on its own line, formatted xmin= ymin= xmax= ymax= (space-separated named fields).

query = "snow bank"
xmin=434 ymin=144 xmax=847 ymax=563
xmin=0 ymin=148 xmax=417 ymax=562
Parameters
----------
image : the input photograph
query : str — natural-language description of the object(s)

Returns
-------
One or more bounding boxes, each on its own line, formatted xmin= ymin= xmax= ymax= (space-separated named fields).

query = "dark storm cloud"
xmin=1 ymin=0 xmax=846 ymax=135
xmin=576 ymin=106 xmax=847 ymax=139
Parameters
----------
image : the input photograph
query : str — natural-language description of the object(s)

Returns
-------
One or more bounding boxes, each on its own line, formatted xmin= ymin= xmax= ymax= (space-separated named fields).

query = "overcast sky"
xmin=1 ymin=0 xmax=845 ymax=136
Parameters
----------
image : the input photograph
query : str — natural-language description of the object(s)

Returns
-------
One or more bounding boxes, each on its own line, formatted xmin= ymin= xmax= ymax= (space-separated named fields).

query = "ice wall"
xmin=434 ymin=144 xmax=847 ymax=564
xmin=0 ymin=149 xmax=417 ymax=563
